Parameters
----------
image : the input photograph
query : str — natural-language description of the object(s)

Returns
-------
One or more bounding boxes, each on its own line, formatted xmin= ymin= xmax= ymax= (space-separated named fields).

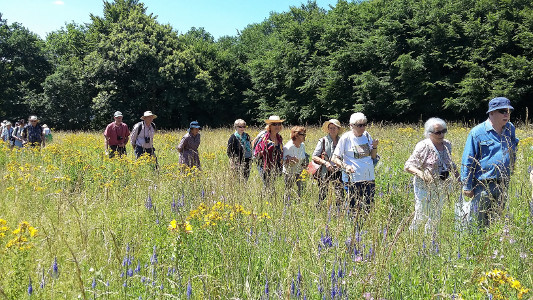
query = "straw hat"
xmin=321 ymin=119 xmax=343 ymax=133
xmin=264 ymin=115 xmax=284 ymax=124
xmin=140 ymin=111 xmax=157 ymax=120
xmin=28 ymin=115 xmax=39 ymax=122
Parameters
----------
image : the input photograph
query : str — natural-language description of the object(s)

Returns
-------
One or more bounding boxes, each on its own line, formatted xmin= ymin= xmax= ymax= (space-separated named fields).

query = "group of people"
xmin=226 ymin=97 xmax=527 ymax=232
xmin=103 ymin=111 xmax=202 ymax=169
xmin=1 ymin=116 xmax=51 ymax=148
xmin=2 ymin=97 xmax=530 ymax=232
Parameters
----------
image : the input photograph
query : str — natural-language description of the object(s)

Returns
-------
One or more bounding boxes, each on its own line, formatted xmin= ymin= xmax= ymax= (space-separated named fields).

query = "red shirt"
xmin=104 ymin=122 xmax=130 ymax=146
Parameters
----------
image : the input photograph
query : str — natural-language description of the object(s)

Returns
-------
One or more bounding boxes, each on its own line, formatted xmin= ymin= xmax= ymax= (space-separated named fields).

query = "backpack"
xmin=251 ymin=130 xmax=267 ymax=159
xmin=136 ymin=121 xmax=156 ymax=136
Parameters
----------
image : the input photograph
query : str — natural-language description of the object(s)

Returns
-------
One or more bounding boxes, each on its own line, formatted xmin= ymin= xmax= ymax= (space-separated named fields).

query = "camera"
xmin=439 ymin=170 xmax=449 ymax=180
xmin=117 ymin=136 xmax=123 ymax=140
xmin=144 ymin=137 xmax=151 ymax=143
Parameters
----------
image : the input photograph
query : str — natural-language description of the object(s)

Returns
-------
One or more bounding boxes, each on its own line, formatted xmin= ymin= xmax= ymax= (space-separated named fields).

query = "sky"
xmin=1 ymin=0 xmax=339 ymax=39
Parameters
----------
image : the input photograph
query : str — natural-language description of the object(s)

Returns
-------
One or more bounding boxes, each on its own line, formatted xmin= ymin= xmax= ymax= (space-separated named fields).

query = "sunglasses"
xmin=432 ymin=128 xmax=448 ymax=135
xmin=236 ymin=126 xmax=246 ymax=128
xmin=496 ymin=109 xmax=511 ymax=115
xmin=271 ymin=123 xmax=281 ymax=127
xmin=352 ymin=123 xmax=367 ymax=128
xmin=298 ymin=133 xmax=306 ymax=136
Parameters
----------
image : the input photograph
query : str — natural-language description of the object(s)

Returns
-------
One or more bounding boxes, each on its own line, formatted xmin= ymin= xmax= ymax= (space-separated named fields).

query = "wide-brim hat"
xmin=487 ymin=97 xmax=514 ymax=114
xmin=264 ymin=115 xmax=284 ymax=124
xmin=321 ymin=119 xmax=343 ymax=133
xmin=28 ymin=116 xmax=39 ymax=122
xmin=140 ymin=111 xmax=157 ymax=120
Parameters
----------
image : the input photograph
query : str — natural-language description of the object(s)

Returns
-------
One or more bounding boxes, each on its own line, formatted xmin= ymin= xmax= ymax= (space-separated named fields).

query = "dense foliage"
xmin=1 ymin=0 xmax=533 ymax=129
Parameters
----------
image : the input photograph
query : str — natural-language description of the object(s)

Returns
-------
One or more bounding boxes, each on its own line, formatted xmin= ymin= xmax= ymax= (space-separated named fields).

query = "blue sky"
xmin=1 ymin=0 xmax=339 ymax=39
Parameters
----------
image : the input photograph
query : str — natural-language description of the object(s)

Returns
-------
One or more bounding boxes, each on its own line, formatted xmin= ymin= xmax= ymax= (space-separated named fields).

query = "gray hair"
xmin=349 ymin=112 xmax=367 ymax=125
xmin=234 ymin=119 xmax=246 ymax=128
xmin=424 ymin=117 xmax=447 ymax=138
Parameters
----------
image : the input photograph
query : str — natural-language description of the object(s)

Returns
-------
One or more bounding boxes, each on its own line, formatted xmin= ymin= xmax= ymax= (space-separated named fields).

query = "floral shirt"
xmin=404 ymin=138 xmax=456 ymax=177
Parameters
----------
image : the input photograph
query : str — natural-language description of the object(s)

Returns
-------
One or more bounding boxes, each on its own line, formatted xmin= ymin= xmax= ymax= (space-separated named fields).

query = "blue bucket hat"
xmin=189 ymin=121 xmax=201 ymax=129
xmin=487 ymin=97 xmax=514 ymax=114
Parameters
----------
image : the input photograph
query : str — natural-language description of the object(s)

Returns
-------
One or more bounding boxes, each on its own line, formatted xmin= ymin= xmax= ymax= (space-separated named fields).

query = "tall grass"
xmin=0 ymin=123 xmax=532 ymax=299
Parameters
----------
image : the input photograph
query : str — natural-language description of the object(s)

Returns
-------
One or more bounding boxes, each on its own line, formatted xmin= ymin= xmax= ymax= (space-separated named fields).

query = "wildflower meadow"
xmin=0 ymin=124 xmax=532 ymax=299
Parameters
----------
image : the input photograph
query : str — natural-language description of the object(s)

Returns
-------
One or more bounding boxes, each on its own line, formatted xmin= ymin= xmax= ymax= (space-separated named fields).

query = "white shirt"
xmin=283 ymin=140 xmax=306 ymax=175
xmin=333 ymin=131 xmax=375 ymax=182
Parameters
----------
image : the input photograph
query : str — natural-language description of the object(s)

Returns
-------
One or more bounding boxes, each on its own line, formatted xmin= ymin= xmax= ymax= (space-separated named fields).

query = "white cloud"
xmin=53 ymin=1 xmax=65 ymax=5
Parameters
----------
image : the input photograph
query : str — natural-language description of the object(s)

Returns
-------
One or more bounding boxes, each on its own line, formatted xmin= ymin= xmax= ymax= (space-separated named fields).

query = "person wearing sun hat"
xmin=177 ymin=121 xmax=202 ymax=169
xmin=312 ymin=119 xmax=345 ymax=208
xmin=104 ymin=111 xmax=130 ymax=158
xmin=22 ymin=115 xmax=45 ymax=148
xmin=254 ymin=115 xmax=284 ymax=187
xmin=461 ymin=97 xmax=519 ymax=228
xmin=130 ymin=111 xmax=157 ymax=159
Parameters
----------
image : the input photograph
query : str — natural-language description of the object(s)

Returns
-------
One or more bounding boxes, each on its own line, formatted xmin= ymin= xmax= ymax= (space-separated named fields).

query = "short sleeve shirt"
xmin=333 ymin=131 xmax=375 ymax=182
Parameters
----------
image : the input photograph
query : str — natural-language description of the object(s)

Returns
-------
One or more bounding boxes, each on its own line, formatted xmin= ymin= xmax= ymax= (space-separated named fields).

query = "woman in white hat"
xmin=130 ymin=111 xmax=157 ymax=159
xmin=332 ymin=112 xmax=379 ymax=216
xmin=254 ymin=115 xmax=284 ymax=186
xmin=312 ymin=119 xmax=344 ymax=207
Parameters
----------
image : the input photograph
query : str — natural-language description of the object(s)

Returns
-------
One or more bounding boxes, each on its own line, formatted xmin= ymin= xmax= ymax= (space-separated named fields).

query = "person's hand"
xmin=345 ymin=165 xmax=355 ymax=173
xmin=372 ymin=138 xmax=379 ymax=149
xmin=463 ymin=190 xmax=474 ymax=198
xmin=286 ymin=156 xmax=298 ymax=164
xmin=419 ymin=169 xmax=434 ymax=183
xmin=325 ymin=161 xmax=334 ymax=172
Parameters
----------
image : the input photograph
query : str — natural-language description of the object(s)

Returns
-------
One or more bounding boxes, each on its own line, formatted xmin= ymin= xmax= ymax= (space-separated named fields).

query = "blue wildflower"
xmin=145 ymin=194 xmax=153 ymax=210
xmin=150 ymin=245 xmax=158 ymax=265
xmin=52 ymin=257 xmax=59 ymax=279
xmin=92 ymin=278 xmax=96 ymax=289
xmin=28 ymin=276 xmax=33 ymax=295
xmin=187 ymin=279 xmax=192 ymax=299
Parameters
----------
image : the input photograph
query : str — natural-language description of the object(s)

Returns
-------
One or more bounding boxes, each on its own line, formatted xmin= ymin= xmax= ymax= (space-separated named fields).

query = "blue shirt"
xmin=461 ymin=120 xmax=519 ymax=190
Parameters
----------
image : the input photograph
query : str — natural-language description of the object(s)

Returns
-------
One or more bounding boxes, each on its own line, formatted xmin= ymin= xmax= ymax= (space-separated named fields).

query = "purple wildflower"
xmin=150 ymin=246 xmax=158 ymax=265
xmin=28 ymin=276 xmax=33 ymax=295
xmin=92 ymin=278 xmax=96 ymax=289
xmin=52 ymin=257 xmax=59 ymax=279
xmin=145 ymin=194 xmax=153 ymax=210
xmin=187 ymin=279 xmax=192 ymax=299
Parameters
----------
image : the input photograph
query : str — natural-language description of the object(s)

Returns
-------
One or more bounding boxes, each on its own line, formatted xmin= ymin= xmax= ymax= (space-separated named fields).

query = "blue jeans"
xmin=469 ymin=180 xmax=507 ymax=227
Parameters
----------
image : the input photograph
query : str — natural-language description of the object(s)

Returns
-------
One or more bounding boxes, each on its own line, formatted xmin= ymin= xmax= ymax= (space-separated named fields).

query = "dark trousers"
xmin=231 ymin=157 xmax=252 ymax=181
xmin=135 ymin=145 xmax=154 ymax=158
xmin=109 ymin=145 xmax=126 ymax=158
xmin=317 ymin=170 xmax=344 ymax=207
xmin=345 ymin=181 xmax=376 ymax=215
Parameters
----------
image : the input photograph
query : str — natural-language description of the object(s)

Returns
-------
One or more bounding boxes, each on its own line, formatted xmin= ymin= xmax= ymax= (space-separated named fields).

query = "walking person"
xmin=461 ymin=97 xmax=519 ymax=228
xmin=283 ymin=126 xmax=308 ymax=198
xmin=22 ymin=116 xmax=45 ymax=148
xmin=313 ymin=119 xmax=344 ymax=208
xmin=177 ymin=121 xmax=201 ymax=169
xmin=405 ymin=118 xmax=459 ymax=233
xmin=130 ymin=111 xmax=157 ymax=160
xmin=11 ymin=120 xmax=25 ymax=148
xmin=227 ymin=119 xmax=252 ymax=181
xmin=1 ymin=121 xmax=14 ymax=147
xmin=332 ymin=113 xmax=379 ymax=216
xmin=104 ymin=111 xmax=130 ymax=158
xmin=254 ymin=116 xmax=284 ymax=187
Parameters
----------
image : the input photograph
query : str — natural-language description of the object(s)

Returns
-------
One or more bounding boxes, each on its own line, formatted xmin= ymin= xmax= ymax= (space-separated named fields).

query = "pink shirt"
xmin=104 ymin=122 xmax=130 ymax=146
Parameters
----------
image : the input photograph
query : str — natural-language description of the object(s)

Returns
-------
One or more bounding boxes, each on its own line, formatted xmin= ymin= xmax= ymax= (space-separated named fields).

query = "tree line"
xmin=1 ymin=0 xmax=532 ymax=130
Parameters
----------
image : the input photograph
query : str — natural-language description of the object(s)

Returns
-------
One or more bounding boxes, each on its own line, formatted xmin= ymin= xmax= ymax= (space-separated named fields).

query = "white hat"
xmin=264 ymin=115 xmax=284 ymax=124
xmin=28 ymin=115 xmax=39 ymax=122
xmin=140 ymin=111 xmax=157 ymax=120
xmin=114 ymin=111 xmax=123 ymax=118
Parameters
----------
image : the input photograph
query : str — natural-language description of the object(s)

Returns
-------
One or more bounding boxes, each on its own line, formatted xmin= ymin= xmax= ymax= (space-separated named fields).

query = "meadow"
xmin=0 ymin=123 xmax=532 ymax=299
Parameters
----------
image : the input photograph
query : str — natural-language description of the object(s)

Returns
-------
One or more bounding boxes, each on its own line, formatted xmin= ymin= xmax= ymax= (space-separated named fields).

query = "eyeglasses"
xmin=236 ymin=126 xmax=246 ymax=128
xmin=352 ymin=123 xmax=367 ymax=128
xmin=271 ymin=123 xmax=281 ymax=127
xmin=496 ymin=109 xmax=511 ymax=115
xmin=431 ymin=128 xmax=448 ymax=135
xmin=298 ymin=133 xmax=306 ymax=137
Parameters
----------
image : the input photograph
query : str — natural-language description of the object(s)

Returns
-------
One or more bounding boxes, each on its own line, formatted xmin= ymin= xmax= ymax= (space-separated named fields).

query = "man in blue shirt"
xmin=461 ymin=97 xmax=519 ymax=227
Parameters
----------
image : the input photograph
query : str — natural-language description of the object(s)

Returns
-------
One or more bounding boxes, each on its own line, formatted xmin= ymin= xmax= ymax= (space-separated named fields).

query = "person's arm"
xmin=130 ymin=124 xmax=139 ymax=149
xmin=461 ymin=132 xmax=477 ymax=197
xmin=177 ymin=134 xmax=187 ymax=153
xmin=124 ymin=126 xmax=130 ymax=146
